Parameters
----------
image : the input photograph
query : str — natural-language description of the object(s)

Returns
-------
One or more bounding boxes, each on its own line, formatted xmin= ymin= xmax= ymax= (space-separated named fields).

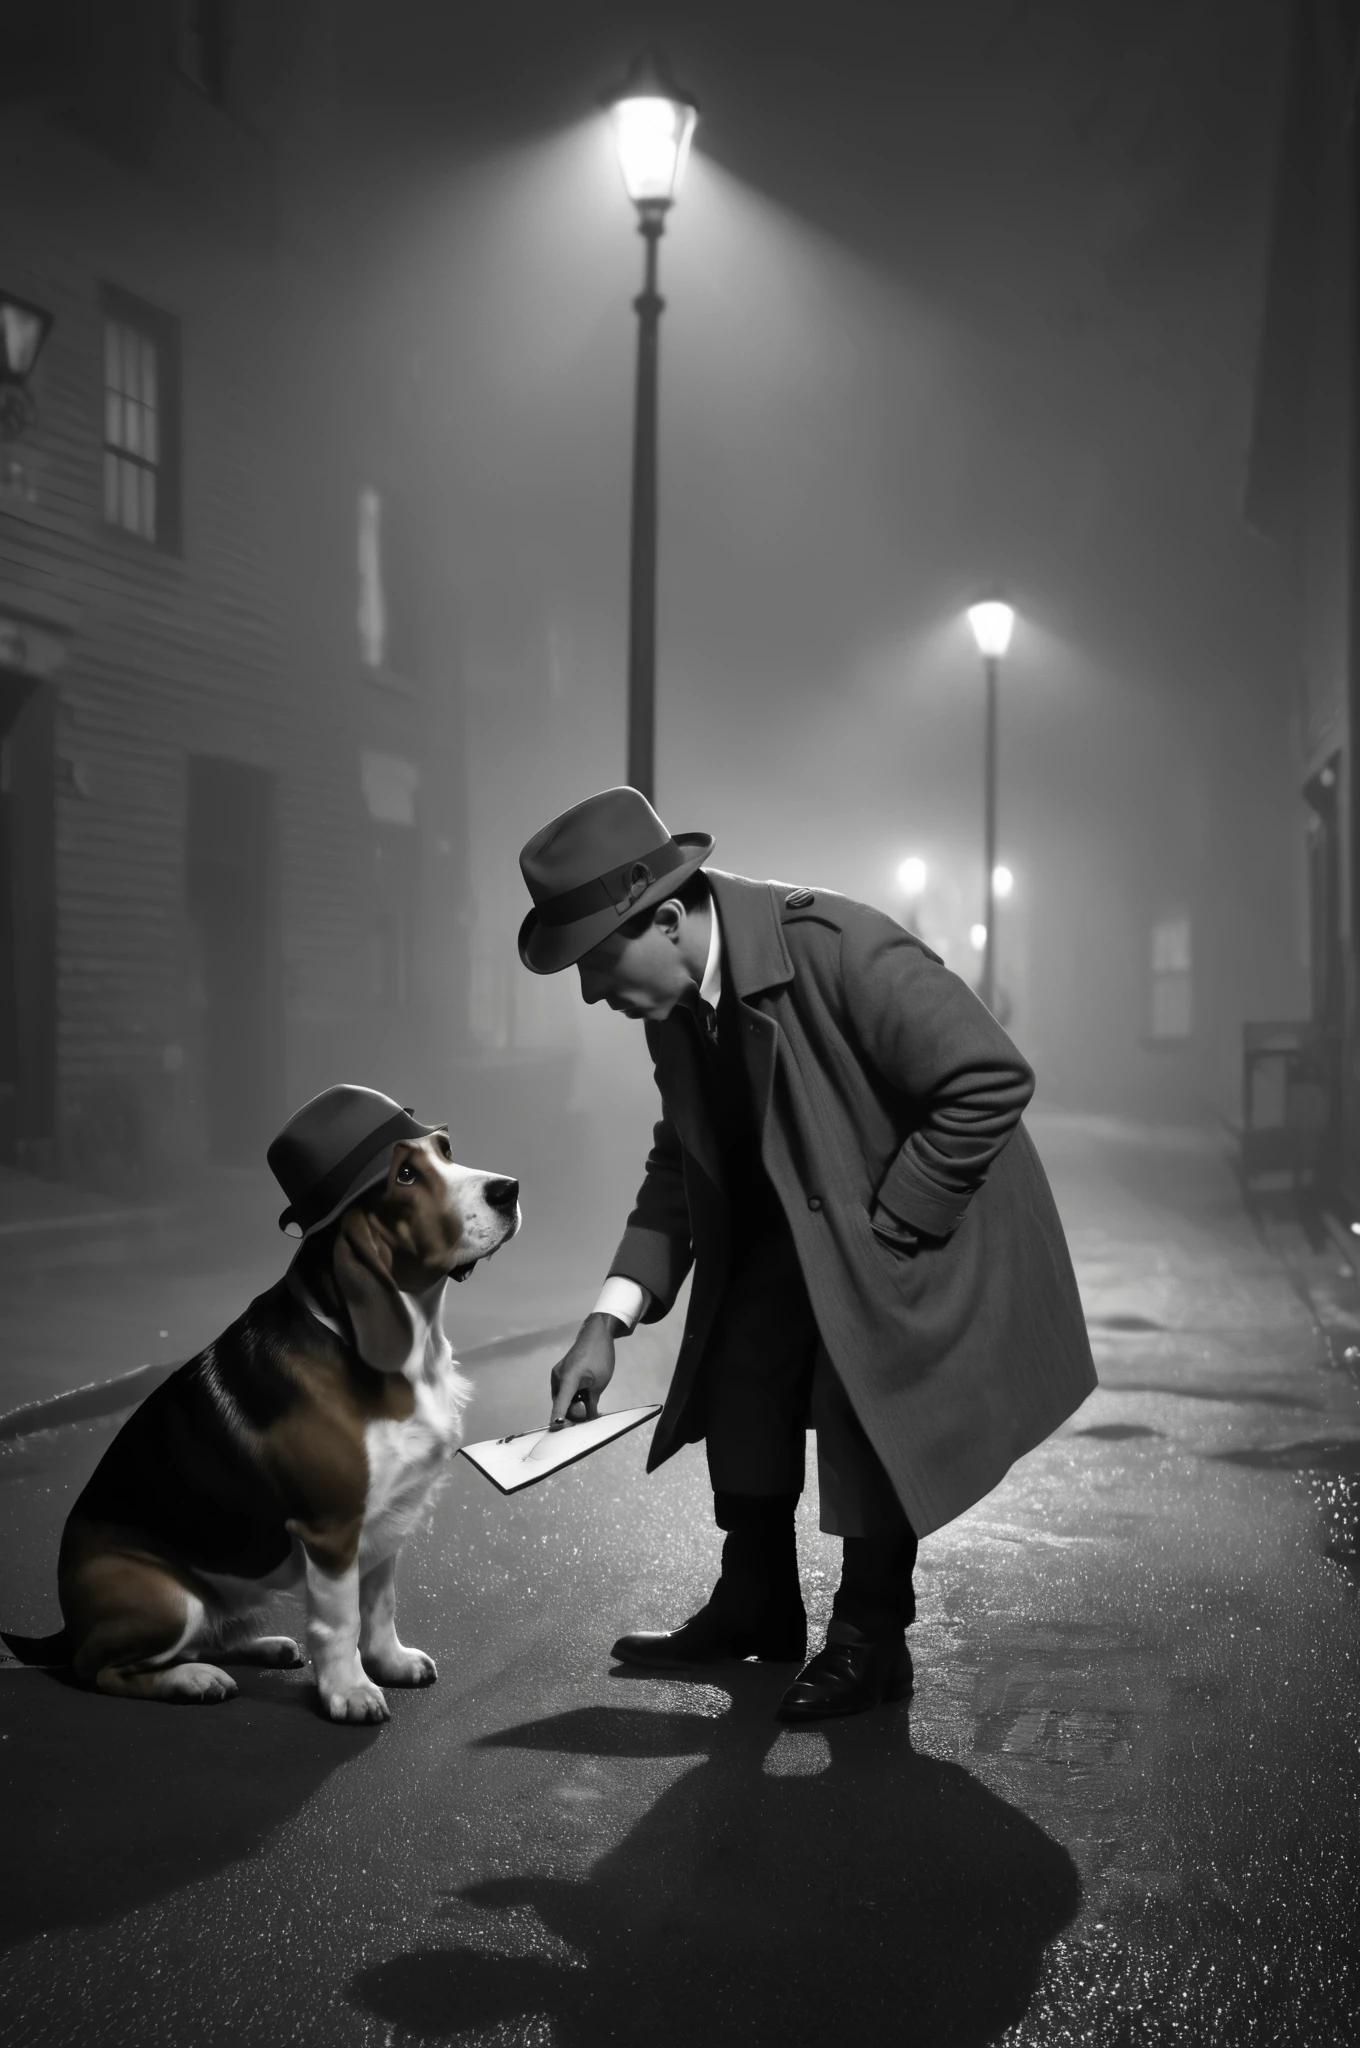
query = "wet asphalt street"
xmin=0 ymin=1114 xmax=1357 ymax=2046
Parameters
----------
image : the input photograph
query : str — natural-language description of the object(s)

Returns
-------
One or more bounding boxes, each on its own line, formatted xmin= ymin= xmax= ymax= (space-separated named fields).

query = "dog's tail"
xmin=0 ymin=1627 xmax=71 ymax=1667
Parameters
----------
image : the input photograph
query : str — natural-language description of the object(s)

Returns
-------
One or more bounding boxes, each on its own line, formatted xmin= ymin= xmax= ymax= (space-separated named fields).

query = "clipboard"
xmin=457 ymin=1404 xmax=663 ymax=1496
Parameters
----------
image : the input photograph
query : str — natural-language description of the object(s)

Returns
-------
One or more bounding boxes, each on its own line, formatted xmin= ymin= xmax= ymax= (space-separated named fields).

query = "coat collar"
xmin=641 ymin=872 xmax=792 ymax=1188
xmin=705 ymin=870 xmax=794 ymax=1000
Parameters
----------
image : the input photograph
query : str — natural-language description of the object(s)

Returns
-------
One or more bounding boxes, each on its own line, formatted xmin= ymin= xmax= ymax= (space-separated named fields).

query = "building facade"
xmin=1247 ymin=0 xmax=1360 ymax=1208
xmin=0 ymin=2 xmax=470 ymax=1191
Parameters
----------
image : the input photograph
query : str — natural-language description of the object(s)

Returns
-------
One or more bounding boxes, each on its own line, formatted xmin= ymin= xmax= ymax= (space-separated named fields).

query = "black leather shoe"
xmin=612 ymin=1604 xmax=807 ymax=1670
xmin=774 ymin=1637 xmax=913 ymax=1721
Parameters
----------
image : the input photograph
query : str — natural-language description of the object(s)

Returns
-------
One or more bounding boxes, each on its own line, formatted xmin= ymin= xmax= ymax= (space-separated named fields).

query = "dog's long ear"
xmin=333 ymin=1206 xmax=413 ymax=1375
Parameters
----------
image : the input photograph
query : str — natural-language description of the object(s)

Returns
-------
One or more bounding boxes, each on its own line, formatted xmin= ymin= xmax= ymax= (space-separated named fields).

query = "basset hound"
xmin=2 ymin=1132 xmax=519 ymax=1723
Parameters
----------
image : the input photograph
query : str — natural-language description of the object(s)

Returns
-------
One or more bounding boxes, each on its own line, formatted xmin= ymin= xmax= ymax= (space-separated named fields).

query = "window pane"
xmin=121 ymin=457 xmax=139 ymax=533
xmin=100 ymin=297 xmax=173 ymax=546
xmin=1151 ymin=916 xmax=1192 ymax=973
xmin=357 ymin=486 xmax=386 ymax=668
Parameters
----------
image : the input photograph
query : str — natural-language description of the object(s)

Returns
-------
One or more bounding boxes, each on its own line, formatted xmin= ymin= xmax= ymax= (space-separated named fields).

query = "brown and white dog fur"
xmin=2 ymin=1134 xmax=519 ymax=1723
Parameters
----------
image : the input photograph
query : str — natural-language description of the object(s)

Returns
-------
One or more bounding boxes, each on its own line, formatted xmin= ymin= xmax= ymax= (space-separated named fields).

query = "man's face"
xmin=576 ymin=903 xmax=695 ymax=1022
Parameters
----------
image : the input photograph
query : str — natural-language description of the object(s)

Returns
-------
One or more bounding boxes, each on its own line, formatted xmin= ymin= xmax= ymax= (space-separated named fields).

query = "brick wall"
xmin=0 ymin=75 xmax=467 ymax=1187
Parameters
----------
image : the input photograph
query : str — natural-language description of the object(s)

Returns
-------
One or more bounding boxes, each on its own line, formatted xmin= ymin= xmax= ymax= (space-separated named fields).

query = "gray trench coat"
xmin=607 ymin=870 xmax=1097 ymax=1538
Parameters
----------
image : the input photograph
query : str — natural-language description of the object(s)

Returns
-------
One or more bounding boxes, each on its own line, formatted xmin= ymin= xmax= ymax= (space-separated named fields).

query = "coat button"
xmin=785 ymin=888 xmax=815 ymax=909
xmin=807 ymin=1195 xmax=823 ymax=1212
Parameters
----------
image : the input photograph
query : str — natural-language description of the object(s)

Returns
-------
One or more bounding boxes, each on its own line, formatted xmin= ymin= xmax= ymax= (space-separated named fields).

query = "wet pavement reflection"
xmin=0 ymin=1114 xmax=1357 ymax=2044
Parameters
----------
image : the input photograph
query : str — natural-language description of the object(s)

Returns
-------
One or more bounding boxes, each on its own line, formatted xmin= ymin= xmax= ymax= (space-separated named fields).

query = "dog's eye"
xmin=439 ymin=1136 xmax=452 ymax=1159
xmin=395 ymin=1163 xmax=417 ymax=1185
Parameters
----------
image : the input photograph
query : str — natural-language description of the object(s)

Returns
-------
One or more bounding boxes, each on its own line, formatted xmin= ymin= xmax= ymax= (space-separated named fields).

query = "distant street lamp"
xmin=966 ymin=597 xmax=1016 ymax=1013
xmin=603 ymin=48 xmax=699 ymax=801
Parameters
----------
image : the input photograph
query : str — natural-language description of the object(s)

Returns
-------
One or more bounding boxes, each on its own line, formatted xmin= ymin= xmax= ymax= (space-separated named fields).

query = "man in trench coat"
xmin=519 ymin=787 xmax=1096 ymax=1721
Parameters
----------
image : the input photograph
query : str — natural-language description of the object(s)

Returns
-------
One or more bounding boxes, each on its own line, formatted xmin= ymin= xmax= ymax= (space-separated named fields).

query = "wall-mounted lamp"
xmin=0 ymin=290 xmax=54 ymax=443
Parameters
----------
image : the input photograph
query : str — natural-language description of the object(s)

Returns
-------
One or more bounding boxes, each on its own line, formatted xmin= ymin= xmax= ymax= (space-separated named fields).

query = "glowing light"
xmin=0 ymin=296 xmax=51 ymax=381
xmin=969 ymin=923 xmax=987 ymax=951
xmin=897 ymin=856 xmax=927 ymax=897
xmin=967 ymin=600 xmax=1015 ymax=660
xmin=992 ymin=865 xmax=1014 ymax=898
xmin=1350 ymin=1222 xmax=1360 ymax=1237
xmin=605 ymin=51 xmax=698 ymax=209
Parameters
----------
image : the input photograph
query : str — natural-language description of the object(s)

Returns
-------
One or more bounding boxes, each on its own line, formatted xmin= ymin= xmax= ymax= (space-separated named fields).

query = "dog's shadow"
xmin=0 ymin=1659 xmax=379 ymax=1949
xmin=352 ymin=1664 xmax=1082 ymax=2046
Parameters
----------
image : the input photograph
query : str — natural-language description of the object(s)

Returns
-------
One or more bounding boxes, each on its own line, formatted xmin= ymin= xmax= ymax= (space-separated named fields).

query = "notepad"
xmin=457 ymin=1405 xmax=663 ymax=1496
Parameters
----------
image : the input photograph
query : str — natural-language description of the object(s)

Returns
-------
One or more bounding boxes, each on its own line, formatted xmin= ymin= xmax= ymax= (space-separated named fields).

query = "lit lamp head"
xmin=967 ymin=598 xmax=1016 ymax=662
xmin=0 ymin=289 xmax=54 ymax=443
xmin=603 ymin=47 xmax=699 ymax=216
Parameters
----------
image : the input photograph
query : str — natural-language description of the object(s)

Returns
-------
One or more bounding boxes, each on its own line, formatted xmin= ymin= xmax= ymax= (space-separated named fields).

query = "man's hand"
xmin=549 ymin=1312 xmax=621 ymax=1428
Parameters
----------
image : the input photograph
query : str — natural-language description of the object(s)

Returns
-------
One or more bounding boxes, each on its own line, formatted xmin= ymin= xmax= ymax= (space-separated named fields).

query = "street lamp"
xmin=0 ymin=288 xmax=54 ymax=443
xmin=966 ymin=597 xmax=1015 ymax=1014
xmin=603 ymin=48 xmax=699 ymax=801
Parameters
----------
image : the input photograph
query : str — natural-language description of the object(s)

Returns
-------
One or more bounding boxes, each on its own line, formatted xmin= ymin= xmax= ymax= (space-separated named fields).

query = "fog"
xmin=0 ymin=0 xmax=1308 ymax=1234
xmin=332 ymin=0 xmax=1301 ymax=1168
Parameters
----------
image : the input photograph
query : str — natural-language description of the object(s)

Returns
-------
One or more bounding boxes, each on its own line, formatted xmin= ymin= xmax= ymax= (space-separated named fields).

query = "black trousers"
xmin=699 ymin=1210 xmax=910 ymax=1543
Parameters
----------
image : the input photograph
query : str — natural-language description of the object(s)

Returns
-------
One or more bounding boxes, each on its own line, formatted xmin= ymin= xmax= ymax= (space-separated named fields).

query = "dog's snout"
xmin=485 ymin=1176 xmax=519 ymax=1213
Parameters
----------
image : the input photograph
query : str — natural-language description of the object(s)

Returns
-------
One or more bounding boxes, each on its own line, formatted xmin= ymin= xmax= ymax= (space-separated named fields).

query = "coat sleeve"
xmin=606 ymin=1101 xmax=694 ymax=1322
xmin=838 ymin=912 xmax=1035 ymax=1243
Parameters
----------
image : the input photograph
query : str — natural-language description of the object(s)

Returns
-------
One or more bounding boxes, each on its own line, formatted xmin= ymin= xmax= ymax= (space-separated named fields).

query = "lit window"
xmin=357 ymin=487 xmax=386 ymax=668
xmin=356 ymin=483 xmax=419 ymax=678
xmin=100 ymin=287 xmax=180 ymax=551
xmin=1149 ymin=914 xmax=1193 ymax=1040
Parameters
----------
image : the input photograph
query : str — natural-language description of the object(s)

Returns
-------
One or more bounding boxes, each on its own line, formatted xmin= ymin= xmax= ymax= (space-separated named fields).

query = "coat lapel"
xmin=707 ymin=871 xmax=795 ymax=1142
xmin=646 ymin=1011 xmax=725 ymax=1190
xmin=644 ymin=874 xmax=795 ymax=1188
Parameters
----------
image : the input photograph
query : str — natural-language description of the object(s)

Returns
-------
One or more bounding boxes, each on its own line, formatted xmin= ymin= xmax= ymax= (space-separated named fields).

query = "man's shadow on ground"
xmin=0 ymin=1662 xmax=379 ymax=1949
xmin=352 ymin=1666 xmax=1081 ymax=2046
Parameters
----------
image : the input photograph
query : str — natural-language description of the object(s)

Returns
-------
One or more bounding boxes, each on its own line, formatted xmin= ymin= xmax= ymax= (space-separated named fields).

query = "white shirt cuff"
xmin=592 ymin=1276 xmax=651 ymax=1332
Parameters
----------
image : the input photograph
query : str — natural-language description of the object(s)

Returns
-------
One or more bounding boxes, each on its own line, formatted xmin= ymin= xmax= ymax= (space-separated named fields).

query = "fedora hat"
xmin=518 ymin=786 xmax=714 ymax=975
xmin=267 ymin=1084 xmax=441 ymax=1237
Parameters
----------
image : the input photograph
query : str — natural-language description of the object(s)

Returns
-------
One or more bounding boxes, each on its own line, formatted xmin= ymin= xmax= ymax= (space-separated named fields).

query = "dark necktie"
xmin=698 ymin=998 xmax=719 ymax=1050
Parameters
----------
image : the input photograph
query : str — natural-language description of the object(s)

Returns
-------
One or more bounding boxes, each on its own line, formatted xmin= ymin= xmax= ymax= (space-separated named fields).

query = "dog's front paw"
xmin=159 ymin=1661 xmax=239 ymax=1704
xmin=234 ymin=1634 xmax=304 ymax=1668
xmin=322 ymin=1677 xmax=390 ymax=1724
xmin=365 ymin=1646 xmax=437 ymax=1688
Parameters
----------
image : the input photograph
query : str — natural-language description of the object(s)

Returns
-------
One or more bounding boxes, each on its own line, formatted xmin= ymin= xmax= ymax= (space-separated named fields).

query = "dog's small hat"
xmin=267 ymin=1085 xmax=440 ymax=1237
xmin=518 ymin=786 xmax=714 ymax=975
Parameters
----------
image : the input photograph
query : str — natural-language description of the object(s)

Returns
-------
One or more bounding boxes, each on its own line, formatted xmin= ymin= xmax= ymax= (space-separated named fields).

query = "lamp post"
xmin=603 ymin=48 xmax=698 ymax=801
xmin=966 ymin=598 xmax=1016 ymax=1014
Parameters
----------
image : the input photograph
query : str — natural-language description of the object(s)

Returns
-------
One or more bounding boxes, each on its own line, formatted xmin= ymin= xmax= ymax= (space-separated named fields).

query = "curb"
xmin=0 ymin=1203 xmax=177 ymax=1241
xmin=0 ymin=1320 xmax=582 ymax=1446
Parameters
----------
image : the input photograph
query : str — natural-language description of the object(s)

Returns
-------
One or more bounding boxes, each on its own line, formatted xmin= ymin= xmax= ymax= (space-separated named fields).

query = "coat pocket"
xmin=868 ymin=1211 xmax=920 ymax=1257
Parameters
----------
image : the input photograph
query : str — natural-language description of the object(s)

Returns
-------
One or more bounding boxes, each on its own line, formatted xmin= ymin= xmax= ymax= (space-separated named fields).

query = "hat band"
xmin=536 ymin=839 xmax=687 ymax=929
xmin=281 ymin=1108 xmax=427 ymax=1233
